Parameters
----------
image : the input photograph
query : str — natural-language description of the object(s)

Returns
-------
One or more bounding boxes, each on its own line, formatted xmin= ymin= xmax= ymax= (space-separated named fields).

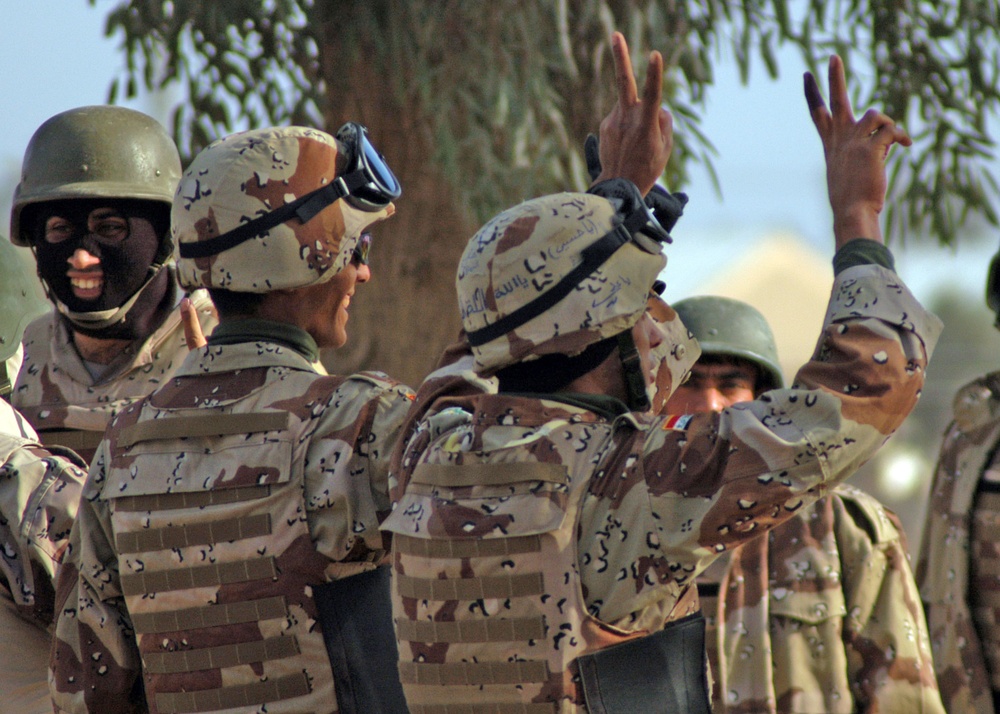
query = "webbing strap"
xmin=395 ymin=573 xmax=543 ymax=601
xmin=114 ymin=485 xmax=272 ymax=512
xmin=39 ymin=429 xmax=105 ymax=452
xmin=399 ymin=659 xmax=549 ymax=686
xmin=408 ymin=705 xmax=556 ymax=714
xmin=117 ymin=411 xmax=290 ymax=448
xmin=144 ymin=634 xmax=300 ymax=674
xmin=155 ymin=671 xmax=311 ymax=714
xmin=395 ymin=616 xmax=545 ymax=643
xmin=132 ymin=596 xmax=288 ymax=634
xmin=411 ymin=462 xmax=568 ymax=488
xmin=394 ymin=534 xmax=542 ymax=559
xmin=116 ymin=514 xmax=272 ymax=553
xmin=120 ymin=557 xmax=277 ymax=596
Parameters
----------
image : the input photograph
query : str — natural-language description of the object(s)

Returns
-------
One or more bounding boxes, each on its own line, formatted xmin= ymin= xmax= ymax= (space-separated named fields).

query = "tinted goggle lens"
xmin=337 ymin=123 xmax=401 ymax=210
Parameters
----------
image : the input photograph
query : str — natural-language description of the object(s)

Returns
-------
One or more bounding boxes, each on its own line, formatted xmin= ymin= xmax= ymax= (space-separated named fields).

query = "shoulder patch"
xmin=661 ymin=414 xmax=693 ymax=431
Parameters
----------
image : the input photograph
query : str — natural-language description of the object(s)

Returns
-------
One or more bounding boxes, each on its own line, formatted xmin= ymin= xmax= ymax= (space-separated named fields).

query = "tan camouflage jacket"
xmin=710 ymin=484 xmax=943 ymax=713
xmin=0 ymin=398 xmax=88 ymax=625
xmin=386 ymin=265 xmax=941 ymax=711
xmin=917 ymin=371 xmax=1000 ymax=714
xmin=49 ymin=336 xmax=414 ymax=714
xmin=13 ymin=281 xmax=218 ymax=461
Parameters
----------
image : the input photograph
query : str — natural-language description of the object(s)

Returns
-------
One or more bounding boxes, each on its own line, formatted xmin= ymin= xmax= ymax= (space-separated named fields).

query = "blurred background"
xmin=3 ymin=0 xmax=998 ymax=551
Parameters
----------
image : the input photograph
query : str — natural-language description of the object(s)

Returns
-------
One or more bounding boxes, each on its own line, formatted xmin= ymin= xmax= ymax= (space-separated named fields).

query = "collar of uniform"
xmin=208 ymin=318 xmax=319 ymax=363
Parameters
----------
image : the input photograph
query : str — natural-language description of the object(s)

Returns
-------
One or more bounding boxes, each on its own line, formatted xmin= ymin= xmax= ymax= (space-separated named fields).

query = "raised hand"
xmin=805 ymin=55 xmax=912 ymax=248
xmin=592 ymin=32 xmax=672 ymax=195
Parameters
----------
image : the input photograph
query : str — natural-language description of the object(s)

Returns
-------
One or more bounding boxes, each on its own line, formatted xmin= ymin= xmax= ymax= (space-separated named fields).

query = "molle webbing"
xmin=144 ymin=635 xmax=300 ymax=674
xmin=155 ymin=672 xmax=311 ymax=714
xmin=116 ymin=513 xmax=271 ymax=553
xmin=120 ymin=556 xmax=277 ymax=596
xmin=39 ymin=429 xmax=105 ymax=452
xmin=399 ymin=659 xmax=550 ymax=686
xmin=395 ymin=616 xmax=546 ymax=643
xmin=411 ymin=461 xmax=569 ymax=488
xmin=394 ymin=533 xmax=541 ymax=559
xmin=117 ymin=410 xmax=289 ymax=447
xmin=131 ymin=596 xmax=288 ymax=634
xmin=114 ymin=484 xmax=272 ymax=512
xmin=395 ymin=572 xmax=544 ymax=601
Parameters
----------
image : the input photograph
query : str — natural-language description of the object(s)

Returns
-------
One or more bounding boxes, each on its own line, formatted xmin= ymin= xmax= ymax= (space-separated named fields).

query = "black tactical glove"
xmin=584 ymin=132 xmax=688 ymax=236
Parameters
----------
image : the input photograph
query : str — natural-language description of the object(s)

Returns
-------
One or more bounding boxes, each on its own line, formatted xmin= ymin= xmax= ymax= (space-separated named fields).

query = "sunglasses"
xmin=180 ymin=123 xmax=401 ymax=260
xmin=353 ymin=232 xmax=372 ymax=265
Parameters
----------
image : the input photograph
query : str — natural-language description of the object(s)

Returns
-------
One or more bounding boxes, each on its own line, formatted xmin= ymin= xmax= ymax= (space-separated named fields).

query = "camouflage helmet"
xmin=0 ymin=238 xmax=49 ymax=394
xmin=173 ymin=126 xmax=394 ymax=292
xmin=10 ymin=106 xmax=181 ymax=247
xmin=457 ymin=190 xmax=667 ymax=375
xmin=672 ymin=295 xmax=784 ymax=391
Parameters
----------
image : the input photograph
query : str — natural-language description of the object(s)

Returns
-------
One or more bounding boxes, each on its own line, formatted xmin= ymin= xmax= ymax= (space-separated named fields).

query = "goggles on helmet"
xmin=466 ymin=179 xmax=670 ymax=348
xmin=179 ymin=122 xmax=400 ymax=261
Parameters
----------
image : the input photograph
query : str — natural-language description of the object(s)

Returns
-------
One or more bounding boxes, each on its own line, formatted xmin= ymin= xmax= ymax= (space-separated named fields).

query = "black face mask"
xmin=30 ymin=198 xmax=169 ymax=314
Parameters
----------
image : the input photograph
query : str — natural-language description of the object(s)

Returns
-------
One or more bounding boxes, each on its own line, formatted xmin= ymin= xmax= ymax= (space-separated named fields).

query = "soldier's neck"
xmin=72 ymin=331 xmax=133 ymax=365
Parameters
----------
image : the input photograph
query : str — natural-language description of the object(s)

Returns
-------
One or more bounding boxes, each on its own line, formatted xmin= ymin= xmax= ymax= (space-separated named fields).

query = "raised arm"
xmin=805 ymin=55 xmax=912 ymax=248
xmin=591 ymin=32 xmax=672 ymax=194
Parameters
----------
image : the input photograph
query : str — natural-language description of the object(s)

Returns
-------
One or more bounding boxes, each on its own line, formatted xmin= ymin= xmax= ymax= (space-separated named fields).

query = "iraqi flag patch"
xmin=661 ymin=414 xmax=693 ymax=431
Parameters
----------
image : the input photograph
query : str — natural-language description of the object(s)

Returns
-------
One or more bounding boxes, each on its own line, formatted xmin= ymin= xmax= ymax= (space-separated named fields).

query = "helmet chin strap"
xmin=50 ymin=263 xmax=165 ymax=332
xmin=616 ymin=330 xmax=651 ymax=412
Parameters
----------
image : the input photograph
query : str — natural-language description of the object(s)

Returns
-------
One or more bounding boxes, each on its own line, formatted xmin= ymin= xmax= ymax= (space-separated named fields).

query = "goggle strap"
xmin=178 ymin=170 xmax=367 ymax=259
xmin=466 ymin=223 xmax=632 ymax=347
xmin=616 ymin=330 xmax=651 ymax=412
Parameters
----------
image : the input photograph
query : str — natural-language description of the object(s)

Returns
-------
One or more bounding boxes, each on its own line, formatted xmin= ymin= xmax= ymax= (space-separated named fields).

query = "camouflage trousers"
xmin=0 ymin=589 xmax=50 ymax=714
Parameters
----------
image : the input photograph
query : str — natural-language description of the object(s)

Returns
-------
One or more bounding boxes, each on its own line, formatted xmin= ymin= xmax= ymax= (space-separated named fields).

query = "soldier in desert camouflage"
xmin=0 ymin=236 xmax=89 ymax=714
xmin=49 ymin=125 xmax=414 ymax=713
xmin=9 ymin=106 xmax=218 ymax=464
xmin=662 ymin=295 xmax=943 ymax=714
xmin=917 ymin=245 xmax=1000 ymax=713
xmin=382 ymin=36 xmax=941 ymax=713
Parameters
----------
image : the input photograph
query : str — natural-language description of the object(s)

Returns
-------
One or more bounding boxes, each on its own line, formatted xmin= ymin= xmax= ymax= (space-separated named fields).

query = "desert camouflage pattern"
xmin=0 ymin=399 xmax=87 ymax=714
xmin=173 ymin=126 xmax=393 ymax=293
xmin=12 ymin=285 xmax=217 ymax=464
xmin=49 ymin=337 xmax=414 ymax=714
xmin=384 ymin=264 xmax=940 ymax=712
xmin=709 ymin=484 xmax=942 ymax=713
xmin=457 ymin=192 xmax=667 ymax=374
xmin=647 ymin=293 xmax=701 ymax=414
xmin=917 ymin=371 xmax=1000 ymax=714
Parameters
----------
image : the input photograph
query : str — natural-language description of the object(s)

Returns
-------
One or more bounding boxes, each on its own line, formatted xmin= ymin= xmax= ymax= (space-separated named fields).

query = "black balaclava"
xmin=30 ymin=198 xmax=174 ymax=340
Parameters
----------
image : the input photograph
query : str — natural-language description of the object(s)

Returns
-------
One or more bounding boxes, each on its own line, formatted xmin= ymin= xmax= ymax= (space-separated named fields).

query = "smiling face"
xmin=30 ymin=198 xmax=166 ymax=312
xmin=294 ymin=257 xmax=372 ymax=349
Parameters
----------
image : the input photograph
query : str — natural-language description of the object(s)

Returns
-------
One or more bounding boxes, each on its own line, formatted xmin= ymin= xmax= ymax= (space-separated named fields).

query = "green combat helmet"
xmin=0 ymin=238 xmax=48 ymax=396
xmin=671 ymin=295 xmax=785 ymax=391
xmin=10 ymin=105 xmax=181 ymax=255
xmin=456 ymin=184 xmax=671 ymax=410
xmin=173 ymin=125 xmax=398 ymax=292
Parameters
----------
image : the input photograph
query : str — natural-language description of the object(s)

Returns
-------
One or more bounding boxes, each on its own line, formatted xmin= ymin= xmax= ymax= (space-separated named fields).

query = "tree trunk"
xmin=316 ymin=33 xmax=475 ymax=389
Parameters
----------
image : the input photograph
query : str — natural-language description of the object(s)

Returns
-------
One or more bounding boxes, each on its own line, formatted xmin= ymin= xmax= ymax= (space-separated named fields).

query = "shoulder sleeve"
xmin=303 ymin=374 xmax=414 ymax=570
xmin=641 ymin=266 xmax=941 ymax=583
xmin=832 ymin=488 xmax=945 ymax=713
xmin=50 ymin=442 xmax=146 ymax=714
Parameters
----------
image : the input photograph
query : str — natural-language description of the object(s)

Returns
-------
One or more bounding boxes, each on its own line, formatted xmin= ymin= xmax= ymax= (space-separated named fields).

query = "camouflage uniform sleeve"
xmin=49 ymin=442 xmax=146 ymax=714
xmin=0 ymin=434 xmax=88 ymax=626
xmin=304 ymin=373 xmax=414 ymax=573
xmin=643 ymin=265 xmax=941 ymax=585
xmin=833 ymin=489 xmax=945 ymax=713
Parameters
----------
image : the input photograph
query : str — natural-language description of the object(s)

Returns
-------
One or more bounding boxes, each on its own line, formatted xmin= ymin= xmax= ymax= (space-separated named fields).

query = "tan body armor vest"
xmin=105 ymin=406 xmax=337 ymax=713
xmin=383 ymin=451 xmax=647 ymax=713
